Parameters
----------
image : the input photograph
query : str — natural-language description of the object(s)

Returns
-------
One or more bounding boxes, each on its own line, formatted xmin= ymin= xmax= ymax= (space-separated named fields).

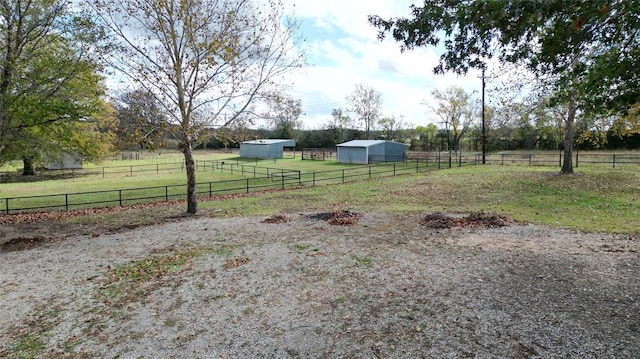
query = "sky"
xmin=278 ymin=0 xmax=486 ymax=130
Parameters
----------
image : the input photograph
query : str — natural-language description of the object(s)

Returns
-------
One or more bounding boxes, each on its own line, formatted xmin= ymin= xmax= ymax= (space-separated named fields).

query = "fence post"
xmin=501 ymin=154 xmax=505 ymax=166
xmin=393 ymin=163 xmax=396 ymax=176
xmin=369 ymin=166 xmax=372 ymax=179
xmin=342 ymin=169 xmax=345 ymax=183
xmin=529 ymin=154 xmax=532 ymax=166
xmin=613 ymin=154 xmax=616 ymax=169
xmin=313 ymin=172 xmax=316 ymax=187
xmin=559 ymin=150 xmax=562 ymax=167
xmin=103 ymin=167 xmax=105 ymax=179
xmin=209 ymin=182 xmax=212 ymax=197
xmin=130 ymin=166 xmax=133 ymax=177
xmin=65 ymin=194 xmax=69 ymax=211
xmin=157 ymin=164 xmax=159 ymax=174
xmin=281 ymin=169 xmax=285 ymax=189
xmin=576 ymin=150 xmax=579 ymax=168
xmin=416 ymin=160 xmax=419 ymax=173
xmin=165 ymin=186 xmax=169 ymax=201
xmin=119 ymin=190 xmax=122 ymax=206
xmin=246 ymin=178 xmax=250 ymax=193
xmin=4 ymin=198 xmax=8 ymax=214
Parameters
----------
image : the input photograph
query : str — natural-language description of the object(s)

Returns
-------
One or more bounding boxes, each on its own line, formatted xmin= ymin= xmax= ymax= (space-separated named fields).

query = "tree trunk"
xmin=22 ymin=157 xmax=36 ymax=176
xmin=561 ymin=99 xmax=577 ymax=174
xmin=183 ymin=141 xmax=197 ymax=214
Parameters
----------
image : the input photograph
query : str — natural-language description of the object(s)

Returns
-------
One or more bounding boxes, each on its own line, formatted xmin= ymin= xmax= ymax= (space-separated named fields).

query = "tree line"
xmin=1 ymin=0 xmax=639 ymax=214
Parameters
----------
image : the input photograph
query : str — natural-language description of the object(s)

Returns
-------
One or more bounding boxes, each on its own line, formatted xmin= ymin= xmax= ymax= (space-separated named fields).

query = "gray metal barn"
xmin=240 ymin=139 xmax=296 ymax=159
xmin=336 ymin=140 xmax=409 ymax=164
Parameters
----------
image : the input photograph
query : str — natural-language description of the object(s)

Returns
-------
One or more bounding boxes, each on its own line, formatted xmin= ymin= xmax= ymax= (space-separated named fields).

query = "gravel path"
xmin=1 ymin=212 xmax=638 ymax=358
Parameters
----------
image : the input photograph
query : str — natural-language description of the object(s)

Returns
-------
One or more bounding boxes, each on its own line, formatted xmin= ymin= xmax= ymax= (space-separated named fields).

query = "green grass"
xmin=1 ymin=150 xmax=638 ymax=233
xmin=190 ymin=165 xmax=639 ymax=233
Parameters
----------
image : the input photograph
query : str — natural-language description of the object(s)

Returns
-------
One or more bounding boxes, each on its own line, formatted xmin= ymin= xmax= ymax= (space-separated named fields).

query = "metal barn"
xmin=336 ymin=140 xmax=409 ymax=164
xmin=240 ymin=139 xmax=296 ymax=159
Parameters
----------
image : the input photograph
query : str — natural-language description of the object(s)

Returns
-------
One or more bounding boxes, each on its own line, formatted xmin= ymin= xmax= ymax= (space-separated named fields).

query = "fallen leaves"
xmin=421 ymin=212 xmax=515 ymax=229
xmin=261 ymin=214 xmax=291 ymax=224
xmin=307 ymin=210 xmax=363 ymax=226
xmin=223 ymin=256 xmax=250 ymax=269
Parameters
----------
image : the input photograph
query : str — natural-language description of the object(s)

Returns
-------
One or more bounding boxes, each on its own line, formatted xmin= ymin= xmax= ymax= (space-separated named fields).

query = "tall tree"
xmin=412 ymin=124 xmax=438 ymax=151
xmin=370 ymin=1 xmax=640 ymax=173
xmin=328 ymin=107 xmax=352 ymax=143
xmin=0 ymin=0 xmax=107 ymax=168
xmin=425 ymin=86 xmax=476 ymax=152
xmin=346 ymin=84 xmax=382 ymax=140
xmin=377 ymin=114 xmax=406 ymax=141
xmin=90 ymin=0 xmax=304 ymax=214
xmin=261 ymin=93 xmax=302 ymax=139
xmin=114 ymin=89 xmax=169 ymax=150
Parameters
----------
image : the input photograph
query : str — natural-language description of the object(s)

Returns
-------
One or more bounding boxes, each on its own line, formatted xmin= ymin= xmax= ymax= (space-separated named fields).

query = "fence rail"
xmin=0 ymin=161 xmax=434 ymax=214
xmin=1 ymin=151 xmax=638 ymax=214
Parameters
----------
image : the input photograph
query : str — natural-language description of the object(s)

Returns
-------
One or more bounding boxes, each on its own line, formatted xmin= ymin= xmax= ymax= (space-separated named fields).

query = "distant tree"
xmin=91 ymin=0 xmax=304 ymax=214
xmin=377 ymin=114 xmax=406 ymax=141
xmin=262 ymin=93 xmax=303 ymax=139
xmin=346 ymin=84 xmax=382 ymax=140
xmin=370 ymin=1 xmax=640 ymax=173
xmin=424 ymin=86 xmax=477 ymax=152
xmin=412 ymin=124 xmax=438 ymax=151
xmin=114 ymin=89 xmax=169 ymax=150
xmin=327 ymin=108 xmax=352 ymax=143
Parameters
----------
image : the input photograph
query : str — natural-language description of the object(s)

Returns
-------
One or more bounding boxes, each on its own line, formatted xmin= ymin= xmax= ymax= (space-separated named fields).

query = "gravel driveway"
xmin=1 ymin=211 xmax=638 ymax=358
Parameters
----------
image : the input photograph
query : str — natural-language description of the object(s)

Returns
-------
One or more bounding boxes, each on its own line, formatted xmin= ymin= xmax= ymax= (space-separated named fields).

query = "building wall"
xmin=240 ymin=144 xmax=284 ymax=159
xmin=382 ymin=142 xmax=408 ymax=162
xmin=337 ymin=147 xmax=368 ymax=164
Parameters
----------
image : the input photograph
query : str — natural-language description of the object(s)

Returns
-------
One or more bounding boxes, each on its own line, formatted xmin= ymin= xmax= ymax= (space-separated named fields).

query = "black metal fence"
xmin=406 ymin=151 xmax=640 ymax=168
xmin=2 ymin=151 xmax=638 ymax=214
xmin=0 ymin=161 xmax=435 ymax=214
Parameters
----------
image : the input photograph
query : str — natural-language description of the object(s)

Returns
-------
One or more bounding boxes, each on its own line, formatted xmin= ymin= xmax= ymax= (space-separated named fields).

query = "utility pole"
xmin=481 ymin=67 xmax=486 ymax=164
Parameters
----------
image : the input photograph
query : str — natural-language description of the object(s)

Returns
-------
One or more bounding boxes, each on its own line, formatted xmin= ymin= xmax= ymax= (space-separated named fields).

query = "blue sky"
xmin=279 ymin=0 xmax=485 ymax=130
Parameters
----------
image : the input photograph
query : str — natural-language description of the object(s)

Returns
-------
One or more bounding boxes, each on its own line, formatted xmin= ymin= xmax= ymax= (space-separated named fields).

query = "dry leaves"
xmin=421 ymin=212 xmax=515 ymax=229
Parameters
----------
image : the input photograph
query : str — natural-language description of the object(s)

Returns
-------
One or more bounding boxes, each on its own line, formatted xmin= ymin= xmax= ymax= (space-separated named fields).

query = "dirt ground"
xmin=0 ymin=210 xmax=639 ymax=358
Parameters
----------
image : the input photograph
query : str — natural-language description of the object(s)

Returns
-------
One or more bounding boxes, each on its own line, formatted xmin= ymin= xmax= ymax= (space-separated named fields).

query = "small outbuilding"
xmin=336 ymin=140 xmax=409 ymax=164
xmin=240 ymin=139 xmax=296 ymax=159
xmin=43 ymin=152 xmax=83 ymax=170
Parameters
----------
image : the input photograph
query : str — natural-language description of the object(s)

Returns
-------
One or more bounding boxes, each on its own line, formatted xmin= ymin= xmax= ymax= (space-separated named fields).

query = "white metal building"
xmin=240 ymin=139 xmax=296 ymax=159
xmin=336 ymin=140 xmax=409 ymax=164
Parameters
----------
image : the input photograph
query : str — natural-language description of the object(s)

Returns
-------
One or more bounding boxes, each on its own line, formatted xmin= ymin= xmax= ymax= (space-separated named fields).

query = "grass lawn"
xmin=1 ymin=150 xmax=638 ymax=234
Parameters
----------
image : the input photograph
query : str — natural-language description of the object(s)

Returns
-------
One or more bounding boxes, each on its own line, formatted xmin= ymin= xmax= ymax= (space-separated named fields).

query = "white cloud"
xmin=275 ymin=0 xmax=486 ymax=131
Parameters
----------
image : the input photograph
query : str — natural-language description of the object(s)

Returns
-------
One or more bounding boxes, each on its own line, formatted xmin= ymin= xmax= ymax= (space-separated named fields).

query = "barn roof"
xmin=241 ymin=139 xmax=295 ymax=146
xmin=337 ymin=140 xmax=409 ymax=148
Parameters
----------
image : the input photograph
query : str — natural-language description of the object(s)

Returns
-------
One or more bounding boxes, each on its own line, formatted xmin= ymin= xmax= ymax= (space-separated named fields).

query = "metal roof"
xmin=337 ymin=140 xmax=408 ymax=148
xmin=241 ymin=139 xmax=296 ymax=146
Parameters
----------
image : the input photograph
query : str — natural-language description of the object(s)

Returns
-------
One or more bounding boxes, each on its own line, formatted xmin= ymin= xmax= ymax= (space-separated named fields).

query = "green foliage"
xmin=369 ymin=1 xmax=640 ymax=114
xmin=0 ymin=0 xmax=112 ymax=167
xmin=113 ymin=89 xmax=169 ymax=151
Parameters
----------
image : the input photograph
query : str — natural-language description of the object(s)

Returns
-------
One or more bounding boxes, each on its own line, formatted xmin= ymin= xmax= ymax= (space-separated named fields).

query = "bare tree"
xmin=424 ymin=86 xmax=477 ymax=152
xmin=261 ymin=92 xmax=302 ymax=139
xmin=346 ymin=84 xmax=382 ymax=140
xmin=327 ymin=108 xmax=352 ymax=143
xmin=89 ymin=0 xmax=304 ymax=214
